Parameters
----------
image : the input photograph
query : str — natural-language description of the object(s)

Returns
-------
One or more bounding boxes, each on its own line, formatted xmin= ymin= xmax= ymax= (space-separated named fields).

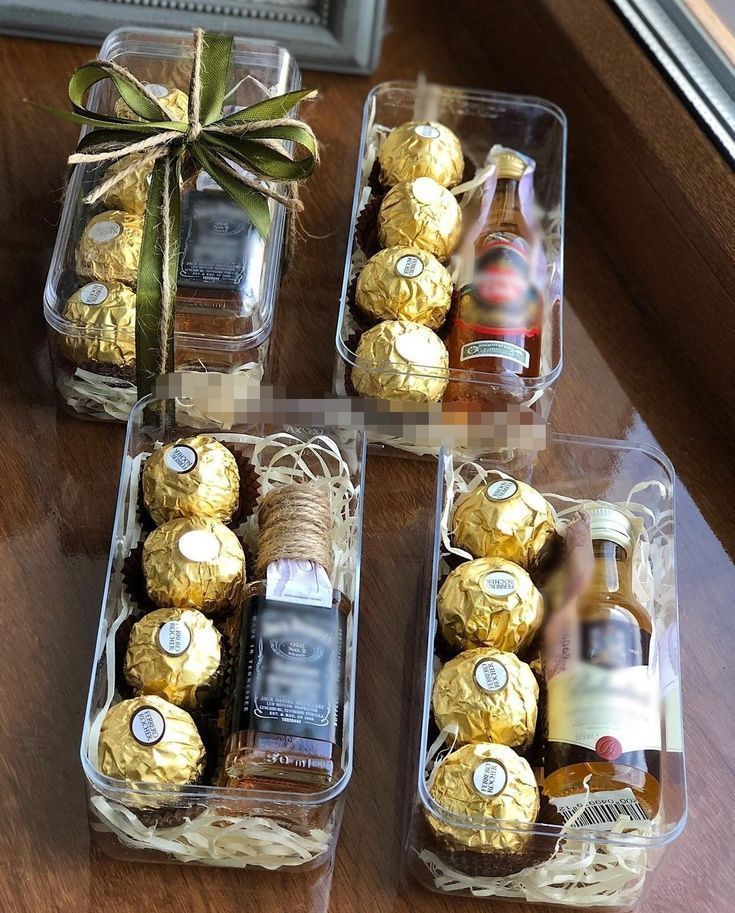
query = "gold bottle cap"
xmin=379 ymin=120 xmax=464 ymax=188
xmin=101 ymin=152 xmax=153 ymax=216
xmin=113 ymin=84 xmax=189 ymax=122
xmin=60 ymin=280 xmax=136 ymax=367
xmin=355 ymin=246 xmax=453 ymax=328
xmin=378 ymin=178 xmax=462 ymax=261
xmin=124 ymin=607 xmax=222 ymax=709
xmin=495 ymin=151 xmax=527 ymax=181
xmin=584 ymin=503 xmax=633 ymax=550
xmin=352 ymin=318 xmax=449 ymax=402
xmin=437 ymin=556 xmax=544 ymax=653
xmin=98 ymin=695 xmax=205 ymax=786
xmin=432 ymin=647 xmax=538 ymax=748
xmin=143 ymin=517 xmax=245 ymax=614
xmin=426 ymin=742 xmax=540 ymax=853
xmin=142 ymin=434 xmax=240 ymax=526
xmin=76 ymin=210 xmax=143 ymax=286
xmin=451 ymin=476 xmax=557 ymax=570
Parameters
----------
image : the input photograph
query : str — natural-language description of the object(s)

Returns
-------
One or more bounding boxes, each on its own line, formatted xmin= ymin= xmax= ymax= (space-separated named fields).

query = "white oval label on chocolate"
xmin=482 ymin=570 xmax=517 ymax=598
xmin=157 ymin=620 xmax=191 ymax=657
xmin=412 ymin=176 xmax=442 ymax=205
xmin=79 ymin=282 xmax=110 ymax=306
xmin=144 ymin=82 xmax=169 ymax=98
xmin=130 ymin=706 xmax=166 ymax=746
xmin=474 ymin=658 xmax=509 ymax=693
xmin=414 ymin=123 xmax=441 ymax=140
xmin=395 ymin=254 xmax=424 ymax=279
xmin=472 ymin=760 xmax=508 ymax=797
xmin=178 ymin=529 xmax=220 ymax=563
xmin=395 ymin=330 xmax=429 ymax=363
xmin=88 ymin=220 xmax=122 ymax=244
xmin=485 ymin=479 xmax=518 ymax=501
xmin=164 ymin=444 xmax=198 ymax=474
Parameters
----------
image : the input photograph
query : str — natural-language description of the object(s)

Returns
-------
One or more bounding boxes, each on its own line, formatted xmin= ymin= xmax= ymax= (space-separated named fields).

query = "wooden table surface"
xmin=1 ymin=1 xmax=733 ymax=911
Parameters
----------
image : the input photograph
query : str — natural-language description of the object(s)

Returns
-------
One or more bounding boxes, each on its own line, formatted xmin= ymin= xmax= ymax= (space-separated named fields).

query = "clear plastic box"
xmin=80 ymin=395 xmax=366 ymax=870
xmin=335 ymin=81 xmax=567 ymax=418
xmin=407 ymin=434 xmax=686 ymax=909
xmin=44 ymin=28 xmax=300 ymax=421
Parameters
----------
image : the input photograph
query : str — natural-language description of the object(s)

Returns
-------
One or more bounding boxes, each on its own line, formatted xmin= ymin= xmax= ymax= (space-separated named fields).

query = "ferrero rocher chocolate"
xmin=124 ymin=608 xmax=222 ymax=709
xmin=352 ymin=318 xmax=449 ymax=402
xmin=432 ymin=648 xmax=538 ymax=748
xmin=379 ymin=121 xmax=464 ymax=188
xmin=143 ymin=435 xmax=240 ymax=526
xmin=355 ymin=246 xmax=452 ymax=329
xmin=114 ymin=83 xmax=189 ymax=123
xmin=143 ymin=517 xmax=245 ymax=613
xmin=98 ymin=695 xmax=205 ymax=785
xmin=76 ymin=210 xmax=143 ymax=285
xmin=426 ymin=742 xmax=540 ymax=853
xmin=452 ymin=476 xmax=557 ymax=571
xmin=438 ymin=557 xmax=544 ymax=653
xmin=101 ymin=153 xmax=153 ymax=215
xmin=60 ymin=280 xmax=136 ymax=366
xmin=378 ymin=177 xmax=462 ymax=261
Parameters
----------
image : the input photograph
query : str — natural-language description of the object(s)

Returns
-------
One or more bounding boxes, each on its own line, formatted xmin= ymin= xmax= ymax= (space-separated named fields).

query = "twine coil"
xmin=256 ymin=481 xmax=333 ymax=577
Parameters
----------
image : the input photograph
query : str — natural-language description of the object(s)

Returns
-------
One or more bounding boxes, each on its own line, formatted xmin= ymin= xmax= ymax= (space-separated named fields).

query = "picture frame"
xmin=0 ymin=0 xmax=386 ymax=73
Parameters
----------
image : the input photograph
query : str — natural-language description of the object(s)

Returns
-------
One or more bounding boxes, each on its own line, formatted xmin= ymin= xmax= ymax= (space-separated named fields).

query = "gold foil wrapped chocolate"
xmin=76 ymin=210 xmax=143 ymax=285
xmin=114 ymin=83 xmax=189 ymax=122
xmin=355 ymin=246 xmax=452 ymax=329
xmin=426 ymin=742 xmax=540 ymax=853
xmin=98 ymin=695 xmax=205 ymax=785
xmin=143 ymin=517 xmax=245 ymax=613
xmin=60 ymin=280 xmax=136 ymax=366
xmin=379 ymin=121 xmax=464 ymax=188
xmin=352 ymin=318 xmax=449 ymax=402
xmin=124 ymin=608 xmax=222 ymax=709
xmin=142 ymin=435 xmax=240 ymax=526
xmin=101 ymin=153 xmax=153 ymax=215
xmin=438 ymin=557 xmax=544 ymax=653
xmin=432 ymin=647 xmax=538 ymax=748
xmin=378 ymin=177 xmax=462 ymax=261
xmin=452 ymin=476 xmax=557 ymax=571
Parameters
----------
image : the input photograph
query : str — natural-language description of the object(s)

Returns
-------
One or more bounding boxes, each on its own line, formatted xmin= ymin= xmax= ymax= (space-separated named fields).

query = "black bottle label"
xmin=240 ymin=596 xmax=345 ymax=745
xmin=178 ymin=190 xmax=252 ymax=289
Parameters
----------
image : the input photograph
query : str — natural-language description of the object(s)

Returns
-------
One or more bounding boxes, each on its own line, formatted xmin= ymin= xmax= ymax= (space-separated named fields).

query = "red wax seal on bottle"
xmin=595 ymin=736 xmax=622 ymax=761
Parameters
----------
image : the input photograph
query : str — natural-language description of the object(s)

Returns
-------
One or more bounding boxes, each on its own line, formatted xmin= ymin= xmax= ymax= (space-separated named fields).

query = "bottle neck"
xmin=487 ymin=177 xmax=524 ymax=230
xmin=589 ymin=538 xmax=635 ymax=597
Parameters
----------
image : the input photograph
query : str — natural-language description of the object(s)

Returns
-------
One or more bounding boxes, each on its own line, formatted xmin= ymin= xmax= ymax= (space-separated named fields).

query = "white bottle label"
xmin=482 ymin=570 xmax=516 ymax=598
xmin=547 ymin=663 xmax=661 ymax=756
xmin=164 ymin=444 xmax=198 ymax=474
xmin=394 ymin=254 xmax=424 ymax=278
xmin=460 ymin=340 xmax=530 ymax=368
xmin=178 ymin=530 xmax=221 ymax=563
xmin=157 ymin=621 xmax=191 ymax=657
xmin=414 ymin=123 xmax=440 ymax=140
xmin=88 ymin=220 xmax=122 ymax=244
xmin=472 ymin=760 xmax=507 ymax=797
xmin=79 ymin=282 xmax=110 ymax=306
xmin=474 ymin=658 xmax=508 ymax=694
xmin=551 ymin=788 xmax=649 ymax=829
xmin=130 ymin=706 xmax=166 ymax=745
xmin=485 ymin=479 xmax=518 ymax=501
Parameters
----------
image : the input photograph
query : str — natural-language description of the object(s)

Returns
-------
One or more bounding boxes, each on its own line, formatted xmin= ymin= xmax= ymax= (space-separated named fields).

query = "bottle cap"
xmin=495 ymin=151 xmax=527 ymax=181
xmin=585 ymin=503 xmax=633 ymax=550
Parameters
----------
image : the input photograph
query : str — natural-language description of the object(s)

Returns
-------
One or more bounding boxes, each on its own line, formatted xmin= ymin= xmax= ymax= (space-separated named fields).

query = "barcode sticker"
xmin=551 ymin=788 xmax=649 ymax=830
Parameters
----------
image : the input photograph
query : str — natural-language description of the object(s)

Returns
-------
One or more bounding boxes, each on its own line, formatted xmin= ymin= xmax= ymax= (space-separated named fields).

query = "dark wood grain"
xmin=0 ymin=1 xmax=733 ymax=912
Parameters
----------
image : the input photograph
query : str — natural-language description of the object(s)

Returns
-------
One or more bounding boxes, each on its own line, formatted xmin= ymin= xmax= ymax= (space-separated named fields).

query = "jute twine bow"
xmin=48 ymin=28 xmax=318 ymax=397
xmin=256 ymin=482 xmax=333 ymax=577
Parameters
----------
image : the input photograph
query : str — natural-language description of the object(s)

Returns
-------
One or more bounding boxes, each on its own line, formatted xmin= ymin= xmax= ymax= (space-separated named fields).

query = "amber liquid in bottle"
xmin=222 ymin=579 xmax=348 ymax=793
xmin=445 ymin=154 xmax=543 ymax=402
xmin=543 ymin=525 xmax=661 ymax=824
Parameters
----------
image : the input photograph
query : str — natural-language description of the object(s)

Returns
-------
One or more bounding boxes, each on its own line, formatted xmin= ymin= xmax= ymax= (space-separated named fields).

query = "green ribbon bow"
xmin=53 ymin=29 xmax=318 ymax=397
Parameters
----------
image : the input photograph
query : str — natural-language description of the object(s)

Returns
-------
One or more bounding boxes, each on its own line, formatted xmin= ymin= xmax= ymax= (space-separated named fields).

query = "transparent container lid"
xmin=44 ymin=27 xmax=301 ymax=357
xmin=336 ymin=81 xmax=567 ymax=399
